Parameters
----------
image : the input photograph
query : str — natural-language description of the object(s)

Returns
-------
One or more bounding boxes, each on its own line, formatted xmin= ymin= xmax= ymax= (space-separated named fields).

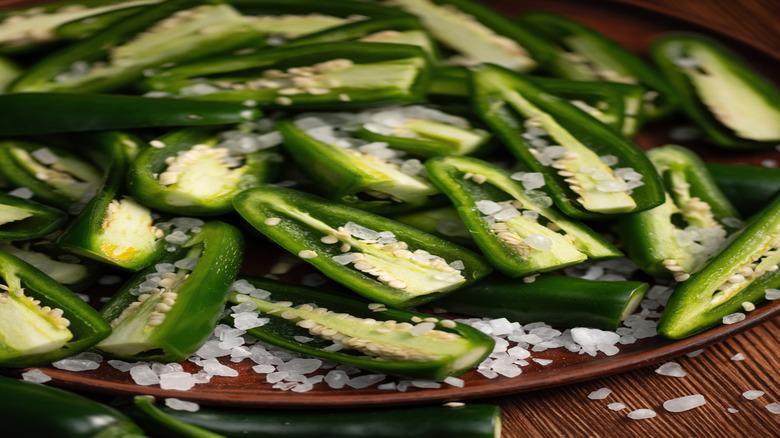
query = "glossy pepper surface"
xmin=706 ymin=163 xmax=780 ymax=217
xmin=0 ymin=192 xmax=67 ymax=241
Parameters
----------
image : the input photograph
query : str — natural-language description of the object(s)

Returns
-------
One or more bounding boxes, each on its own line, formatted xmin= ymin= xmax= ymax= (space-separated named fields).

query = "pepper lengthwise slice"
xmin=650 ymin=33 xmax=780 ymax=149
xmin=618 ymin=145 xmax=741 ymax=282
xmin=128 ymin=127 xmax=281 ymax=216
xmin=96 ymin=221 xmax=243 ymax=362
xmin=426 ymin=156 xmax=621 ymax=277
xmin=141 ymin=41 xmax=431 ymax=108
xmin=0 ymin=250 xmax=110 ymax=367
xmin=471 ymin=64 xmax=665 ymax=219
xmin=658 ymin=193 xmax=780 ymax=339
xmin=0 ymin=192 xmax=67 ymax=241
xmin=233 ymin=186 xmax=491 ymax=307
xmin=0 ymin=241 xmax=102 ymax=292
xmin=226 ymin=277 xmax=493 ymax=380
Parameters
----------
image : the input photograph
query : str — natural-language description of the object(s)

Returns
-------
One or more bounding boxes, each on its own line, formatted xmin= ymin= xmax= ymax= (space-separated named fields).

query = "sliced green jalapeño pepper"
xmin=650 ymin=33 xmax=780 ymax=149
xmin=56 ymin=132 xmax=166 ymax=271
xmin=618 ymin=145 xmax=741 ymax=282
xmin=0 ymin=93 xmax=262 ymax=136
xmin=0 ymin=250 xmax=110 ymax=367
xmin=517 ymin=11 xmax=678 ymax=119
xmin=127 ymin=126 xmax=281 ymax=216
xmin=426 ymin=156 xmax=621 ymax=277
xmin=390 ymin=206 xmax=474 ymax=248
xmin=277 ymin=117 xmax=440 ymax=214
xmin=141 ymin=41 xmax=431 ymax=108
xmin=0 ymin=192 xmax=67 ymax=241
xmin=96 ymin=220 xmax=243 ymax=362
xmin=707 ymin=163 xmax=780 ymax=217
xmin=658 ymin=193 xmax=780 ymax=339
xmin=0 ymin=376 xmax=147 ymax=438
xmin=225 ymin=277 xmax=493 ymax=380
xmin=0 ymin=55 xmax=21 ymax=92
xmin=471 ymin=64 xmax=665 ymax=219
xmin=0 ymin=241 xmax=103 ymax=292
xmin=233 ymin=186 xmax=491 ymax=307
xmin=10 ymin=0 xmax=265 ymax=93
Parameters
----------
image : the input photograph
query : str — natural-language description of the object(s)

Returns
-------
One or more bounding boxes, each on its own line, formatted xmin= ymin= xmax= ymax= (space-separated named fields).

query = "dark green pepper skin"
xmin=0 ymin=241 xmax=104 ymax=292
xmin=650 ymin=33 xmax=780 ymax=149
xmin=390 ymin=206 xmax=475 ymax=248
xmin=0 ymin=250 xmax=111 ymax=367
xmin=658 ymin=193 xmax=780 ymax=339
xmin=142 ymin=41 xmax=431 ymax=108
xmin=0 ymin=93 xmax=262 ymax=136
xmin=97 ymin=221 xmax=243 ymax=362
xmin=129 ymin=394 xmax=501 ymax=438
xmin=707 ymin=163 xmax=780 ymax=217
xmin=471 ymin=64 xmax=665 ymax=219
xmin=54 ymin=4 xmax=158 ymax=41
xmin=0 ymin=55 xmax=21 ymax=92
xmin=0 ymin=376 xmax=147 ymax=438
xmin=0 ymin=192 xmax=67 ymax=241
xmin=437 ymin=274 xmax=648 ymax=331
xmin=518 ymin=11 xmax=678 ymax=120
xmin=233 ymin=186 xmax=491 ymax=307
xmin=229 ymin=0 xmax=411 ymax=19
xmin=225 ymin=276 xmax=494 ymax=380
xmin=286 ymin=15 xmax=433 ymax=51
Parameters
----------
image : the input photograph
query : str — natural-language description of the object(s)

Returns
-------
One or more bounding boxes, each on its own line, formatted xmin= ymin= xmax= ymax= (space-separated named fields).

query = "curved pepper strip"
xmin=471 ymin=64 xmax=665 ymax=219
xmin=141 ymin=41 xmax=432 ymax=108
xmin=233 ymin=186 xmax=491 ymax=307
xmin=0 ymin=376 xmax=147 ymax=438
xmin=229 ymin=0 xmax=412 ymax=18
xmin=96 ymin=221 xmax=243 ymax=362
xmin=129 ymin=393 xmax=501 ymax=438
xmin=390 ymin=206 xmax=475 ymax=248
xmin=425 ymin=156 xmax=621 ymax=277
xmin=707 ymin=163 xmax=780 ymax=218
xmin=225 ymin=276 xmax=494 ymax=380
xmin=650 ymin=33 xmax=780 ymax=149
xmin=0 ymin=241 xmax=103 ymax=292
xmin=56 ymin=132 xmax=165 ymax=271
xmin=54 ymin=3 xmax=160 ymax=41
xmin=618 ymin=145 xmax=741 ymax=281
xmin=0 ymin=250 xmax=111 ymax=368
xmin=0 ymin=55 xmax=21 ymax=92
xmin=658 ymin=193 xmax=780 ymax=339
xmin=0 ymin=192 xmax=67 ymax=241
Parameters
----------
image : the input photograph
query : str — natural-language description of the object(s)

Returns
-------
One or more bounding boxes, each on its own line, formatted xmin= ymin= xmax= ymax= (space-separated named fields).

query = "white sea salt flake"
xmin=324 ymin=370 xmax=349 ymax=389
xmin=200 ymin=358 xmax=239 ymax=377
xmin=8 ymin=187 xmax=34 ymax=199
xmin=165 ymin=398 xmax=200 ymax=412
xmin=518 ymin=172 xmax=545 ymax=190
xmin=344 ymin=221 xmax=380 ymax=240
xmin=52 ymin=352 xmax=102 ymax=371
xmin=655 ymin=362 xmax=686 ymax=377
xmin=727 ymin=407 xmax=739 ymax=413
xmin=409 ymin=322 xmax=435 ymax=336
xmin=378 ymin=382 xmax=397 ymax=390
xmin=722 ymin=313 xmax=746 ymax=325
xmin=600 ymin=155 xmax=619 ymax=166
xmin=400 ymin=159 xmax=424 ymax=175
xmin=411 ymin=380 xmax=441 ymax=389
xmin=765 ymin=288 xmax=780 ymax=300
xmin=608 ymin=403 xmax=626 ymax=411
xmin=686 ymin=349 xmax=704 ymax=358
xmin=766 ymin=403 xmax=780 ymax=414
xmin=130 ymin=364 xmax=160 ymax=386
xmin=444 ymin=376 xmax=464 ymax=387
xmin=742 ymin=390 xmax=764 ymax=400
xmin=21 ymin=369 xmax=52 ymax=383
xmin=159 ymin=372 xmax=197 ymax=391
xmin=596 ymin=180 xmax=629 ymax=192
xmin=493 ymin=207 xmax=520 ymax=221
xmin=232 ymin=312 xmax=269 ymax=330
xmin=31 ymin=147 xmax=59 ymax=165
xmin=476 ymin=200 xmax=502 ymax=215
xmin=525 ymin=234 xmax=552 ymax=251
xmin=664 ymin=394 xmax=706 ymax=412
xmin=174 ymin=257 xmax=200 ymax=270
xmin=731 ymin=353 xmax=745 ymax=361
xmin=627 ymin=409 xmax=656 ymax=419
xmin=488 ymin=318 xmax=514 ymax=336
xmin=107 ymin=360 xmax=135 ymax=372
xmin=279 ymin=358 xmax=323 ymax=374
xmin=195 ymin=340 xmax=231 ymax=359
xmin=533 ymin=358 xmax=553 ymax=366
xmin=347 ymin=374 xmax=385 ymax=389
xmin=588 ymin=388 xmax=612 ymax=400
xmin=252 ymin=364 xmax=276 ymax=374
xmin=507 ymin=346 xmax=531 ymax=360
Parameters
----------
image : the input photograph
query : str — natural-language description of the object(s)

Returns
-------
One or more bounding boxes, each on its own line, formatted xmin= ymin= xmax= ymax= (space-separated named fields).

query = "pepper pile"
xmin=0 ymin=0 xmax=778 ymax=395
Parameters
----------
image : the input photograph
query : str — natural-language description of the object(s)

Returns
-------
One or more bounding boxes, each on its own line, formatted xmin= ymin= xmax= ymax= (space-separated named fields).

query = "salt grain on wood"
xmin=588 ymin=387 xmax=612 ymax=400
xmin=655 ymin=362 xmax=686 ymax=377
xmin=663 ymin=394 xmax=706 ymax=412
xmin=742 ymin=390 xmax=764 ymax=400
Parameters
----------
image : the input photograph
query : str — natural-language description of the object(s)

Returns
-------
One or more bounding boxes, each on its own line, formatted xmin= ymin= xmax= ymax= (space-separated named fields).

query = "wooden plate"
xmin=1 ymin=0 xmax=779 ymax=407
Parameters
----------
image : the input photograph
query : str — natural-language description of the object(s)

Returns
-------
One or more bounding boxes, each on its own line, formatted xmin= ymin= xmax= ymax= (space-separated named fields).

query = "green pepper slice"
xmin=0 ymin=241 xmax=102 ymax=292
xmin=0 ymin=192 xmax=67 ymax=241
xmin=390 ymin=206 xmax=474 ymax=248
xmin=426 ymin=156 xmax=621 ymax=277
xmin=10 ymin=0 xmax=265 ymax=93
xmin=141 ymin=41 xmax=431 ymax=108
xmin=0 ymin=376 xmax=147 ymax=438
xmin=233 ymin=186 xmax=491 ymax=307
xmin=225 ymin=276 xmax=494 ymax=380
xmin=517 ymin=11 xmax=678 ymax=119
xmin=471 ymin=64 xmax=665 ymax=219
xmin=0 ymin=93 xmax=262 ymax=136
xmin=96 ymin=220 xmax=243 ymax=362
xmin=0 ymin=250 xmax=110 ymax=367
xmin=707 ymin=163 xmax=780 ymax=217
xmin=618 ymin=145 xmax=741 ymax=281
xmin=0 ymin=55 xmax=20 ymax=92
xmin=53 ymin=3 xmax=158 ymax=42
xmin=127 ymin=127 xmax=281 ymax=216
xmin=650 ymin=33 xmax=780 ymax=149
xmin=658 ymin=193 xmax=780 ymax=339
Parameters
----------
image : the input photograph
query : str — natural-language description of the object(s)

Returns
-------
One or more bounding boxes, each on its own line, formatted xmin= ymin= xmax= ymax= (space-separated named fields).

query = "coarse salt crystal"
xmin=21 ymin=369 xmax=52 ymax=383
xmin=663 ymin=394 xmax=706 ymax=412
xmin=686 ymin=349 xmax=704 ymax=358
xmin=742 ymin=390 xmax=764 ymax=400
xmin=165 ymin=398 xmax=200 ymax=412
xmin=52 ymin=352 xmax=102 ymax=371
xmin=159 ymin=371 xmax=197 ymax=391
xmin=444 ymin=376 xmax=464 ymax=387
xmin=607 ymin=403 xmax=626 ymax=411
xmin=347 ymin=374 xmax=385 ymax=389
xmin=8 ymin=187 xmax=34 ymax=199
xmin=655 ymin=362 xmax=686 ymax=378
xmin=130 ymin=364 xmax=160 ymax=386
xmin=588 ymin=388 xmax=612 ymax=400
xmin=766 ymin=403 xmax=780 ymax=414
xmin=627 ymin=409 xmax=656 ymax=420
xmin=731 ymin=353 xmax=745 ymax=361
xmin=722 ymin=313 xmax=746 ymax=325
xmin=765 ymin=288 xmax=780 ymax=300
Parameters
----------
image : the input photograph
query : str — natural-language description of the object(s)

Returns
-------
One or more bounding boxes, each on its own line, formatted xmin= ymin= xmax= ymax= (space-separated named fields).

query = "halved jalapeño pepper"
xmin=127 ymin=126 xmax=281 ymax=216
xmin=226 ymin=277 xmax=494 ymax=380
xmin=618 ymin=145 xmax=741 ymax=282
xmin=0 ymin=250 xmax=110 ymax=367
xmin=518 ymin=11 xmax=678 ymax=119
xmin=96 ymin=220 xmax=243 ymax=362
xmin=56 ymin=132 xmax=165 ymax=271
xmin=233 ymin=186 xmax=491 ymax=307
xmin=278 ymin=117 xmax=439 ymax=214
xmin=658 ymin=193 xmax=780 ymax=339
xmin=10 ymin=0 xmax=265 ymax=93
xmin=0 ymin=140 xmax=103 ymax=211
xmin=426 ymin=156 xmax=621 ymax=277
xmin=0 ymin=241 xmax=102 ymax=292
xmin=650 ymin=33 xmax=780 ymax=149
xmin=142 ymin=41 xmax=430 ymax=108
xmin=0 ymin=192 xmax=67 ymax=241
xmin=471 ymin=64 xmax=665 ymax=219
